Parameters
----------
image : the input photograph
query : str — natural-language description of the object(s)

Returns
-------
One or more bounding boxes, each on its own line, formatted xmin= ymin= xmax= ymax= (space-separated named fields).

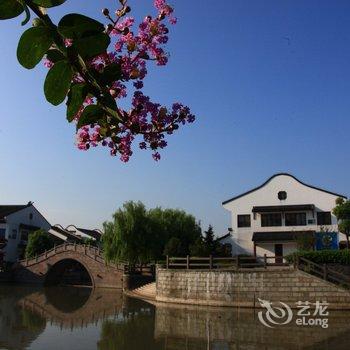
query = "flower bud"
xmin=109 ymin=89 xmax=118 ymax=98
xmin=102 ymin=8 xmax=109 ymax=16
xmin=125 ymin=6 xmax=131 ymax=13
xmin=130 ymin=69 xmax=140 ymax=79
xmin=158 ymin=12 xmax=166 ymax=21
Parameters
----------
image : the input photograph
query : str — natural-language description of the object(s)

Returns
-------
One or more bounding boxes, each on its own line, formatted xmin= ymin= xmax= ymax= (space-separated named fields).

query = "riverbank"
xmin=155 ymin=266 xmax=350 ymax=309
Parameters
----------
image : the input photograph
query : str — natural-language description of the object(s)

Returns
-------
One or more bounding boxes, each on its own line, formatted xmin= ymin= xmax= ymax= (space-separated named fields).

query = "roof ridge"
xmin=222 ymin=173 xmax=347 ymax=205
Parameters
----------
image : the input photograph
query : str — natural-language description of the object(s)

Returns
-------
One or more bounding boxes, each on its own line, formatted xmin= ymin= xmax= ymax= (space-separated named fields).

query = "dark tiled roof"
xmin=222 ymin=173 xmax=347 ymax=205
xmin=252 ymin=231 xmax=315 ymax=243
xmin=77 ymin=228 xmax=102 ymax=240
xmin=50 ymin=225 xmax=82 ymax=243
xmin=216 ymin=233 xmax=231 ymax=241
xmin=0 ymin=204 xmax=29 ymax=221
xmin=252 ymin=204 xmax=315 ymax=213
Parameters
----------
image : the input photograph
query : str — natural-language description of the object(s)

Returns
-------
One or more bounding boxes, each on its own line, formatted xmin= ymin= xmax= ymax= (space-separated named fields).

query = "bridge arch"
xmin=45 ymin=258 xmax=94 ymax=287
xmin=13 ymin=243 xmax=124 ymax=289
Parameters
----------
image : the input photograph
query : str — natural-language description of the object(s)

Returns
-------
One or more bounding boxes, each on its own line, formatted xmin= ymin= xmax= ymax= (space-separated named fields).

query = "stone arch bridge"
xmin=13 ymin=243 xmax=125 ymax=288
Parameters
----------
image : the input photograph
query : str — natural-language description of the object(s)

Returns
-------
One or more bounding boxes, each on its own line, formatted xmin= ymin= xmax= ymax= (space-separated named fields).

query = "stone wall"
xmin=156 ymin=267 xmax=350 ymax=309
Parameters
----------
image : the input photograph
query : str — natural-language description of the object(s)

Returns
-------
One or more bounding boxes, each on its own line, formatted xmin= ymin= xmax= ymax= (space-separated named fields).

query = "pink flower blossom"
xmin=46 ymin=1 xmax=195 ymax=162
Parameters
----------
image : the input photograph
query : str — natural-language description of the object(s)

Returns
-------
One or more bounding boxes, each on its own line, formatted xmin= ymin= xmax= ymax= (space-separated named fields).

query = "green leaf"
xmin=77 ymin=105 xmax=104 ymax=129
xmin=75 ymin=33 xmax=110 ymax=59
xmin=32 ymin=0 xmax=67 ymax=8
xmin=17 ymin=26 xmax=54 ymax=69
xmin=0 ymin=0 xmax=24 ymax=20
xmin=66 ymin=84 xmax=88 ymax=121
xmin=46 ymin=49 xmax=65 ymax=63
xmin=100 ymin=63 xmax=122 ymax=85
xmin=58 ymin=13 xmax=105 ymax=38
xmin=44 ymin=61 xmax=73 ymax=106
xmin=20 ymin=2 xmax=30 ymax=26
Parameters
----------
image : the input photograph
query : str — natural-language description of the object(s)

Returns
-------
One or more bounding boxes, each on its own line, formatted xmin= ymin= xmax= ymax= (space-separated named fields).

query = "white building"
xmin=0 ymin=202 xmax=51 ymax=262
xmin=220 ymin=173 xmax=347 ymax=259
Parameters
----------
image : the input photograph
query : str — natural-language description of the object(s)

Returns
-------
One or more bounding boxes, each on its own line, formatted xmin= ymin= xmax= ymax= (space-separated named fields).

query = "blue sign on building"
xmin=315 ymin=232 xmax=338 ymax=250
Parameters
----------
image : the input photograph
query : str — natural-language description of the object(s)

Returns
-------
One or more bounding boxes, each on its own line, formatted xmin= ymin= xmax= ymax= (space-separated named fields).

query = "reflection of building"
xmin=0 ymin=202 xmax=51 ymax=262
xmin=221 ymin=173 xmax=347 ymax=257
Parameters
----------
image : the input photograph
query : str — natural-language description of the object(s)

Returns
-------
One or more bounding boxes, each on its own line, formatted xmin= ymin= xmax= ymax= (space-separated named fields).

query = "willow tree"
xmin=103 ymin=201 xmax=154 ymax=265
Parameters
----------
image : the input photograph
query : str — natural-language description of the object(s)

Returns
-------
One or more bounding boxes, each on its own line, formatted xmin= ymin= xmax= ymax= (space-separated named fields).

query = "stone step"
xmin=132 ymin=282 xmax=156 ymax=299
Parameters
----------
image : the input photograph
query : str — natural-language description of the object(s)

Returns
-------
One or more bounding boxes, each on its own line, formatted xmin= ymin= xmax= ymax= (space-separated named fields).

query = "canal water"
xmin=1 ymin=284 xmax=350 ymax=350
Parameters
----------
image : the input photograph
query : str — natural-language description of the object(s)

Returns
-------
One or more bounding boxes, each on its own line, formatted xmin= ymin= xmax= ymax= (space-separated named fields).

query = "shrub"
xmin=25 ymin=229 xmax=55 ymax=259
xmin=286 ymin=250 xmax=350 ymax=265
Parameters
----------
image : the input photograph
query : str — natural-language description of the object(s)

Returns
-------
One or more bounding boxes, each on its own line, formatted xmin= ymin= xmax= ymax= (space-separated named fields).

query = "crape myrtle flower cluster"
xmin=50 ymin=0 xmax=195 ymax=162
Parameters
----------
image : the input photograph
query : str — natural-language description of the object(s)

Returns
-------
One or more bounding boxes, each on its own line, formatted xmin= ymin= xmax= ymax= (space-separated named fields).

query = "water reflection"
xmin=0 ymin=285 xmax=350 ymax=349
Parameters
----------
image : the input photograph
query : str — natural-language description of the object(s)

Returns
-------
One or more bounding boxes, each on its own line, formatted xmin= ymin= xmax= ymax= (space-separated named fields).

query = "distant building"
xmin=65 ymin=225 xmax=102 ymax=242
xmin=220 ymin=173 xmax=347 ymax=259
xmin=48 ymin=225 xmax=102 ymax=244
xmin=0 ymin=202 xmax=50 ymax=262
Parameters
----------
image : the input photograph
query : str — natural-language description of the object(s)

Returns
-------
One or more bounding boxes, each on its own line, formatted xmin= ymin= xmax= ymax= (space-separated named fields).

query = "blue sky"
xmin=0 ymin=0 xmax=349 ymax=235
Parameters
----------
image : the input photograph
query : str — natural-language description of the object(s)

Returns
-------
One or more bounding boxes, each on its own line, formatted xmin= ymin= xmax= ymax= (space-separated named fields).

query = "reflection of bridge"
xmin=13 ymin=243 xmax=125 ymax=288
xmin=18 ymin=288 xmax=124 ymax=330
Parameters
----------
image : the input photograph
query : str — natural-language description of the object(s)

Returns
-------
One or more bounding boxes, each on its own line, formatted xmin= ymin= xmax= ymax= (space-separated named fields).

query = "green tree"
xmin=103 ymin=202 xmax=202 ymax=263
xmin=204 ymin=224 xmax=219 ymax=255
xmin=82 ymin=237 xmax=98 ymax=247
xmin=163 ymin=237 xmax=182 ymax=256
xmin=102 ymin=201 xmax=153 ymax=265
xmin=148 ymin=207 xmax=202 ymax=257
xmin=189 ymin=237 xmax=208 ymax=257
xmin=333 ymin=197 xmax=350 ymax=248
xmin=25 ymin=229 xmax=55 ymax=258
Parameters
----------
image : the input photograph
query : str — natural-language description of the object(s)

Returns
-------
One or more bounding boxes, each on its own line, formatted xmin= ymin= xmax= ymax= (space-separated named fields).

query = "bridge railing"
xmin=295 ymin=256 xmax=350 ymax=289
xmin=18 ymin=243 xmax=126 ymax=270
xmin=163 ymin=254 xmax=290 ymax=270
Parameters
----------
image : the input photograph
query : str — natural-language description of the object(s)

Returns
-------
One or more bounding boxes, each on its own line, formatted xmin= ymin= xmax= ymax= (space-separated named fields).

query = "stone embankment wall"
xmin=156 ymin=267 xmax=350 ymax=309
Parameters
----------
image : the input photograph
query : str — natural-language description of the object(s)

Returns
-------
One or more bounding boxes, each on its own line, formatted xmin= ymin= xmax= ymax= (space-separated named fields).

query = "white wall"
xmin=4 ymin=205 xmax=50 ymax=262
xmin=222 ymin=174 xmax=344 ymax=256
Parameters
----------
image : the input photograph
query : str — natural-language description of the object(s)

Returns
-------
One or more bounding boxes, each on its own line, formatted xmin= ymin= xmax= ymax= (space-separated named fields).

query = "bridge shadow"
xmin=44 ymin=259 xmax=93 ymax=287
xmin=18 ymin=287 xmax=124 ymax=330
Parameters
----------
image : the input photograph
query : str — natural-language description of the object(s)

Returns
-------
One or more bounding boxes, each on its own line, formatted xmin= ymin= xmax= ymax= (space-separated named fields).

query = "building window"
xmin=285 ymin=212 xmax=306 ymax=226
xmin=20 ymin=230 xmax=30 ymax=242
xmin=9 ymin=229 xmax=17 ymax=240
xmin=29 ymin=213 xmax=33 ymax=220
xmin=317 ymin=212 xmax=332 ymax=225
xmin=237 ymin=215 xmax=251 ymax=228
xmin=261 ymin=213 xmax=282 ymax=227
xmin=0 ymin=229 xmax=5 ymax=239
xmin=278 ymin=191 xmax=287 ymax=200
